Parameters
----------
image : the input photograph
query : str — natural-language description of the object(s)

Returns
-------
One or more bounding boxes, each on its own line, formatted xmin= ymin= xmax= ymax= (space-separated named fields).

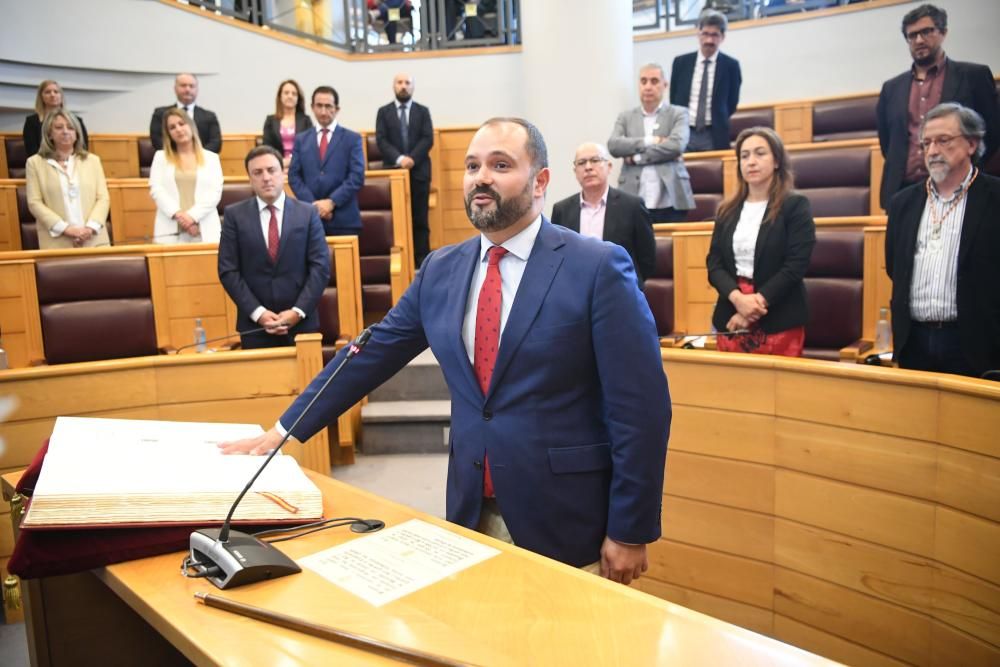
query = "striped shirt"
xmin=909 ymin=166 xmax=974 ymax=322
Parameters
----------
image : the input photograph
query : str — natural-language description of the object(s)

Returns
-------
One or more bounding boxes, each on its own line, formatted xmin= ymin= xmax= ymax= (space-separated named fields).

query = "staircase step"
xmin=360 ymin=400 xmax=451 ymax=455
xmin=369 ymin=349 xmax=450 ymax=401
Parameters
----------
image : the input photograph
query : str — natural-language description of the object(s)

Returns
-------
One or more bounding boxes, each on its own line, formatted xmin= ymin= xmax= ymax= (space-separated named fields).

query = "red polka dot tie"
xmin=266 ymin=205 xmax=279 ymax=263
xmin=475 ymin=245 xmax=507 ymax=497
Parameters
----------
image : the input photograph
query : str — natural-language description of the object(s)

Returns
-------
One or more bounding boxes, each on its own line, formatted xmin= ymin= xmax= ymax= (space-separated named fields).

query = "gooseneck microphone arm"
xmin=217 ymin=327 xmax=373 ymax=544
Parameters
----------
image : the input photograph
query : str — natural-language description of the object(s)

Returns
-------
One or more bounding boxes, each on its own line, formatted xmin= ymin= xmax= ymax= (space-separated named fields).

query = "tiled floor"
xmin=0 ymin=452 xmax=449 ymax=666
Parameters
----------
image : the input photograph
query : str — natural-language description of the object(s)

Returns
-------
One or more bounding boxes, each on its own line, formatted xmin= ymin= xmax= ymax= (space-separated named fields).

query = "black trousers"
xmin=648 ymin=207 xmax=689 ymax=223
xmin=897 ymin=322 xmax=976 ymax=377
xmin=411 ymin=176 xmax=431 ymax=268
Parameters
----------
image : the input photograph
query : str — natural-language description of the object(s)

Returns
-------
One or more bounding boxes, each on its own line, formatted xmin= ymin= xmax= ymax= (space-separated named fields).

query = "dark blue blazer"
xmin=218 ymin=196 xmax=331 ymax=334
xmin=669 ymin=51 xmax=742 ymax=150
xmin=278 ymin=219 xmax=671 ymax=567
xmin=288 ymin=125 xmax=365 ymax=234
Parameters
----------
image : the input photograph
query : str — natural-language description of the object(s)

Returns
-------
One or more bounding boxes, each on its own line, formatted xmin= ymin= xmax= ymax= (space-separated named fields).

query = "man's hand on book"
xmin=218 ymin=427 xmax=284 ymax=456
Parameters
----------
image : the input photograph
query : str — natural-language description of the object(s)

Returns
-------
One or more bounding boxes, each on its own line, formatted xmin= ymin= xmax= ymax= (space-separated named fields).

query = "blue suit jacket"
xmin=280 ymin=219 xmax=671 ymax=567
xmin=217 ymin=197 xmax=331 ymax=334
xmin=288 ymin=125 xmax=365 ymax=234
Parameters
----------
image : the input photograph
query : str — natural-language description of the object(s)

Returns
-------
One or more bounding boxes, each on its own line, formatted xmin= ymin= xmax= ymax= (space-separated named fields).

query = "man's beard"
xmin=464 ymin=182 xmax=533 ymax=233
xmin=927 ymin=158 xmax=950 ymax=184
xmin=395 ymin=90 xmax=412 ymax=103
xmin=912 ymin=45 xmax=941 ymax=68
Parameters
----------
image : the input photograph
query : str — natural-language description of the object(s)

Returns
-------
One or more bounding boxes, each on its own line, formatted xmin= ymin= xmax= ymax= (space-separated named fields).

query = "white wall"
xmin=635 ymin=0 xmax=1000 ymax=104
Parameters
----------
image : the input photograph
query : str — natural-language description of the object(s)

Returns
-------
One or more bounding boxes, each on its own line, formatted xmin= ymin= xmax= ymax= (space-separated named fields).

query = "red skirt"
xmin=716 ymin=277 xmax=805 ymax=357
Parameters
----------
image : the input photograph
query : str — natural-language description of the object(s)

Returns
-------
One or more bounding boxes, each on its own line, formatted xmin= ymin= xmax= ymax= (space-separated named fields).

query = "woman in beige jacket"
xmin=26 ymin=110 xmax=110 ymax=250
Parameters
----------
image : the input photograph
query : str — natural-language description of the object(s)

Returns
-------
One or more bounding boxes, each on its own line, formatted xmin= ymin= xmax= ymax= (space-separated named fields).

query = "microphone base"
xmin=189 ymin=528 xmax=301 ymax=590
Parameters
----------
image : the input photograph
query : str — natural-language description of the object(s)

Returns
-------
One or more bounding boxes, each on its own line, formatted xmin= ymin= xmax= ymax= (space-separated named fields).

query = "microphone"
xmin=188 ymin=327 xmax=374 ymax=589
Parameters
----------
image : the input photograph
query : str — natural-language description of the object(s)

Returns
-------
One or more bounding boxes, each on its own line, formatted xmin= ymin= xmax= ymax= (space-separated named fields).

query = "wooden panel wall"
xmin=646 ymin=351 xmax=1000 ymax=666
xmin=434 ymin=127 xmax=478 ymax=248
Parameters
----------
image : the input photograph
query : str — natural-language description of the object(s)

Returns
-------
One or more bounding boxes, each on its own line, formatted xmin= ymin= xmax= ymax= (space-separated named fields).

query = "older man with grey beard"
xmin=885 ymin=102 xmax=1000 ymax=378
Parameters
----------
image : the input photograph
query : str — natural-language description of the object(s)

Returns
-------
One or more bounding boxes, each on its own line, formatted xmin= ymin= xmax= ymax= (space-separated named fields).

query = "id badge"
xmin=465 ymin=2 xmax=478 ymax=17
xmin=388 ymin=7 xmax=400 ymax=21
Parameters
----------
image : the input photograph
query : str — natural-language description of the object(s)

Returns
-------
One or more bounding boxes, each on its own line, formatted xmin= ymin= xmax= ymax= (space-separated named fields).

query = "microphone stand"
xmin=188 ymin=328 xmax=373 ymax=589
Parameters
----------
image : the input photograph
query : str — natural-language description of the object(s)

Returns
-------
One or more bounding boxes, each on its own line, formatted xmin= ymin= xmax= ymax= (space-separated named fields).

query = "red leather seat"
xmin=138 ymin=138 xmax=156 ymax=178
xmin=791 ymin=147 xmax=871 ymax=217
xmin=802 ymin=231 xmax=865 ymax=361
xmin=5 ymin=137 xmax=27 ymax=178
xmin=685 ymin=159 xmax=724 ymax=221
xmin=643 ymin=236 xmax=675 ymax=337
xmin=812 ymin=96 xmax=878 ymax=142
xmin=358 ymin=179 xmax=395 ymax=314
xmin=318 ymin=248 xmax=342 ymax=365
xmin=366 ymin=134 xmax=384 ymax=170
xmin=216 ymin=182 xmax=255 ymax=221
xmin=35 ymin=256 xmax=158 ymax=364
xmin=728 ymin=108 xmax=775 ymax=144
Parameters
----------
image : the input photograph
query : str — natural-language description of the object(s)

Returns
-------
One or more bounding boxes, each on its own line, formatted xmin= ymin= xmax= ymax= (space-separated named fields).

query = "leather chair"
xmin=790 ymin=147 xmax=871 ymax=217
xmin=812 ymin=96 xmax=878 ymax=142
xmin=802 ymin=230 xmax=870 ymax=361
xmin=317 ymin=248 xmax=343 ymax=365
xmin=728 ymin=108 xmax=775 ymax=144
xmin=216 ymin=182 xmax=255 ymax=221
xmin=365 ymin=134 xmax=384 ymax=170
xmin=138 ymin=138 xmax=156 ymax=178
xmin=17 ymin=185 xmax=39 ymax=250
xmin=685 ymin=159 xmax=724 ymax=221
xmin=358 ymin=179 xmax=395 ymax=314
xmin=35 ymin=256 xmax=159 ymax=364
xmin=5 ymin=137 xmax=27 ymax=178
xmin=644 ymin=236 xmax=675 ymax=338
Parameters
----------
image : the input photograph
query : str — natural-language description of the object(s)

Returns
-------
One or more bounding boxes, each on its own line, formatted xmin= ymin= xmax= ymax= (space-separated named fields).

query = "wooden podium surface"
xmin=2 ymin=470 xmax=835 ymax=666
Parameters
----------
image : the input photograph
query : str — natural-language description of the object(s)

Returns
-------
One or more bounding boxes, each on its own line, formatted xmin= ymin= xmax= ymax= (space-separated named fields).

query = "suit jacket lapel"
xmin=450 ymin=239 xmax=483 ymax=399
xmin=322 ymin=126 xmax=345 ymax=167
xmin=959 ymin=174 xmax=987 ymax=266
xmin=603 ymin=189 xmax=622 ymax=243
xmin=243 ymin=199 xmax=270 ymax=262
xmin=941 ymin=60 xmax=960 ymax=102
xmin=275 ymin=199 xmax=297 ymax=265
xmin=488 ymin=220 xmax=564 ymax=399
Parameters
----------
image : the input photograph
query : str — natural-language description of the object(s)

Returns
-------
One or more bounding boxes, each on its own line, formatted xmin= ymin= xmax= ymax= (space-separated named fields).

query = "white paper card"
xmin=300 ymin=518 xmax=500 ymax=606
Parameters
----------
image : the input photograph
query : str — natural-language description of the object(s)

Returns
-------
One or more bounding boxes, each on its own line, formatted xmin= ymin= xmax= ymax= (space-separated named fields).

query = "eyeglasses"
xmin=905 ymin=26 xmax=938 ymax=43
xmin=919 ymin=135 xmax=961 ymax=151
xmin=573 ymin=157 xmax=608 ymax=168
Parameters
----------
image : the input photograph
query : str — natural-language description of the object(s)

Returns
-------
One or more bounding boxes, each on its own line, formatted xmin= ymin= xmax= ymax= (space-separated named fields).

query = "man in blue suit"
xmin=218 ymin=146 xmax=330 ymax=349
xmin=288 ymin=86 xmax=365 ymax=236
xmin=669 ymin=10 xmax=742 ymax=152
xmin=222 ymin=119 xmax=671 ymax=585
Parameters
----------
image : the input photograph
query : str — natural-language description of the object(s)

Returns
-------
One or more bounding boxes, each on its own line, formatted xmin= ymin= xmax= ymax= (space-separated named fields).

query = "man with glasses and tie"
xmin=218 ymin=145 xmax=330 ymax=349
xmin=885 ymin=103 xmax=1000 ymax=378
xmin=221 ymin=118 xmax=671 ymax=585
xmin=669 ymin=10 xmax=742 ymax=153
xmin=375 ymin=73 xmax=434 ymax=267
xmin=149 ymin=73 xmax=222 ymax=153
xmin=289 ymin=86 xmax=365 ymax=236
xmin=551 ymin=142 xmax=655 ymax=286
xmin=876 ymin=3 xmax=999 ymax=210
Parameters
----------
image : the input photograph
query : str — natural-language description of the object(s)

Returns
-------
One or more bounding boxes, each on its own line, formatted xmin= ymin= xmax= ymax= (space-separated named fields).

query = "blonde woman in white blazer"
xmin=149 ymin=107 xmax=223 ymax=244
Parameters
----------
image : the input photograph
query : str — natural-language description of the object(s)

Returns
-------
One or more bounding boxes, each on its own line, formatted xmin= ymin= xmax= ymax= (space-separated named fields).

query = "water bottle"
xmin=0 ymin=325 xmax=8 ymax=370
xmin=194 ymin=318 xmax=207 ymax=353
xmin=875 ymin=307 xmax=891 ymax=353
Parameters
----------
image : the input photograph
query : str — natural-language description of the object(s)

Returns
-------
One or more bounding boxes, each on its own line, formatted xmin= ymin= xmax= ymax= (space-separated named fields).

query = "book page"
xmin=300 ymin=519 xmax=500 ymax=606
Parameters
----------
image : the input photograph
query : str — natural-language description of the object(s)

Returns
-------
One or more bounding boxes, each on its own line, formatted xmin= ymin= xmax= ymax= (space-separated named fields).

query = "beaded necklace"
xmin=925 ymin=167 xmax=978 ymax=241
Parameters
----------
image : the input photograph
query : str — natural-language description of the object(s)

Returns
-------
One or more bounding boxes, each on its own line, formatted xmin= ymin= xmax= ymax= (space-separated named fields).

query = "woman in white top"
xmin=25 ymin=110 xmax=110 ymax=250
xmin=706 ymin=127 xmax=815 ymax=357
xmin=149 ymin=107 xmax=223 ymax=243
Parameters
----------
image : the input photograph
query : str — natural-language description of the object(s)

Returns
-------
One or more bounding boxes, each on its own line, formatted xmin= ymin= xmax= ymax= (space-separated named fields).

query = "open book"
xmin=22 ymin=417 xmax=323 ymax=528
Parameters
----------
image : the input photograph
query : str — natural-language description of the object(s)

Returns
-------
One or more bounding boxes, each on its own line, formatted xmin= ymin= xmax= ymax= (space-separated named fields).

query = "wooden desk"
xmin=2 ymin=470 xmax=835 ymax=666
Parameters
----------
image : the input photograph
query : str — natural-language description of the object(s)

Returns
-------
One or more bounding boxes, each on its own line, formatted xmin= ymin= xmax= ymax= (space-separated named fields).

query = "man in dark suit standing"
xmin=288 ymin=86 xmax=365 ymax=236
xmin=221 ymin=118 xmax=670 ymax=585
xmin=551 ymin=142 xmax=655 ymax=286
xmin=218 ymin=146 xmax=330 ymax=349
xmin=876 ymin=3 xmax=999 ymax=210
xmin=885 ymin=103 xmax=1000 ymax=378
xmin=149 ymin=73 xmax=222 ymax=153
xmin=669 ymin=11 xmax=741 ymax=153
xmin=375 ymin=72 xmax=434 ymax=268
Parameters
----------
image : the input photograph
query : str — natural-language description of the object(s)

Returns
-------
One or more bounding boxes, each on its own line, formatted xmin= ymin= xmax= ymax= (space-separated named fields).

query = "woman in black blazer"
xmin=706 ymin=127 xmax=816 ymax=356
xmin=261 ymin=79 xmax=313 ymax=169
xmin=23 ymin=80 xmax=89 ymax=157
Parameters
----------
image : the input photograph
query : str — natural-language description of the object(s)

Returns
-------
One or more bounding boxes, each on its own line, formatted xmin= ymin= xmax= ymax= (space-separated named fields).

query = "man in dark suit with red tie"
xmin=288 ymin=86 xmax=365 ymax=237
xmin=222 ymin=119 xmax=671 ymax=585
xmin=375 ymin=73 xmax=434 ymax=268
xmin=218 ymin=146 xmax=330 ymax=349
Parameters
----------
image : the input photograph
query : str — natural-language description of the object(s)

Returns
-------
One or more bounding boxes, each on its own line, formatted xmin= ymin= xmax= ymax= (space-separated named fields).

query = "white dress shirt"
xmin=909 ymin=166 xmax=973 ymax=322
xmin=578 ymin=187 xmax=609 ymax=240
xmin=732 ymin=200 xmax=768 ymax=279
xmin=462 ymin=215 xmax=542 ymax=364
xmin=315 ymin=122 xmax=338 ymax=147
xmin=637 ymin=104 xmax=672 ymax=209
xmin=688 ymin=51 xmax=719 ymax=127
xmin=250 ymin=192 xmax=306 ymax=323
